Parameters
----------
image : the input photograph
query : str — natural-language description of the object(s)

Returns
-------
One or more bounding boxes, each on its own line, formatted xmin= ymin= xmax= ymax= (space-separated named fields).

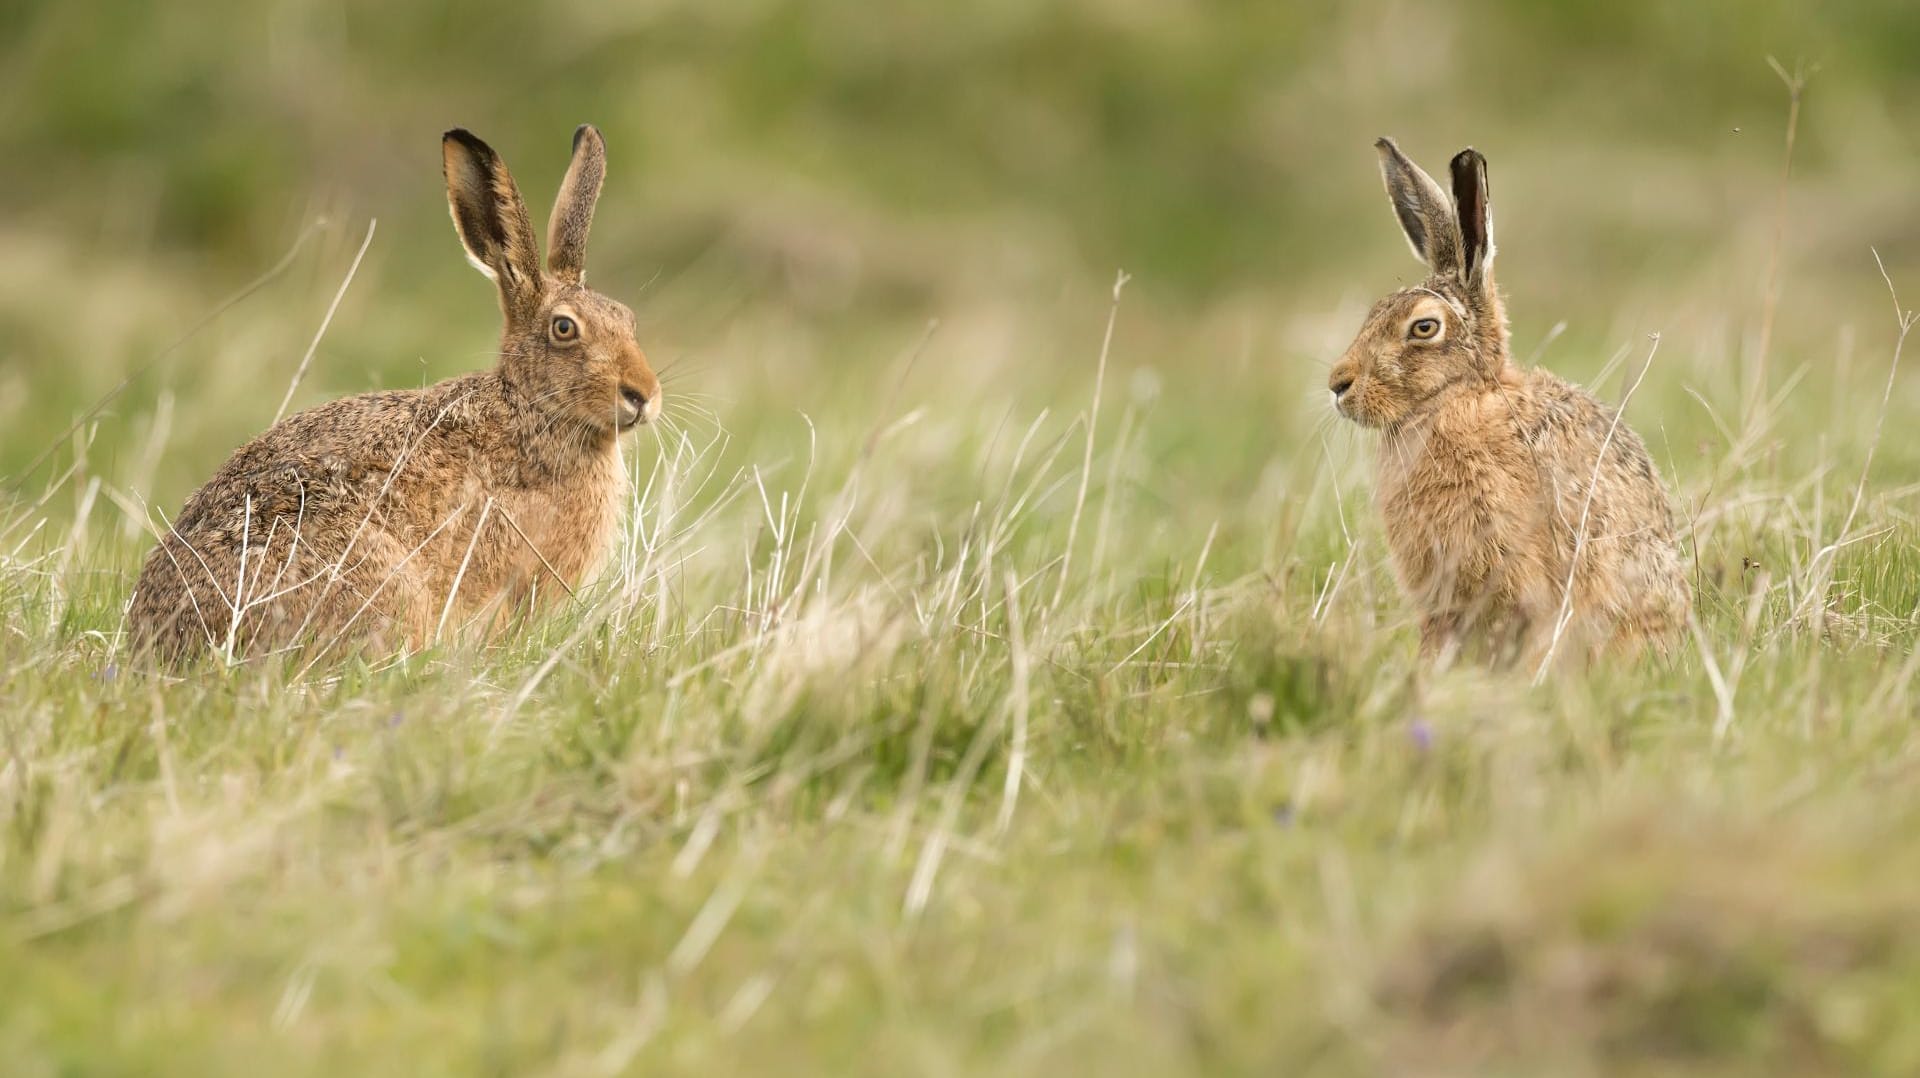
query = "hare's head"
xmin=444 ymin=126 xmax=661 ymax=435
xmin=1329 ymin=139 xmax=1507 ymax=429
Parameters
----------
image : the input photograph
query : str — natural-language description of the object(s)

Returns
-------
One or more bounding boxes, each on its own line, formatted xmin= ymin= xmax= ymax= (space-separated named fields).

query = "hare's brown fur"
xmin=127 ymin=125 xmax=659 ymax=664
xmin=1328 ymin=139 xmax=1688 ymax=666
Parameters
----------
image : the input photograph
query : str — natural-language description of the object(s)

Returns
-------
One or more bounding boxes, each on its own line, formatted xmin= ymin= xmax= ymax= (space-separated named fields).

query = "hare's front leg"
xmin=1418 ymin=612 xmax=1461 ymax=664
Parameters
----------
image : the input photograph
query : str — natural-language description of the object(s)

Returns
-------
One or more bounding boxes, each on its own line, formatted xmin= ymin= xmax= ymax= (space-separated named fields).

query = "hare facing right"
xmin=1326 ymin=139 xmax=1690 ymax=667
xmin=126 ymin=125 xmax=661 ymax=664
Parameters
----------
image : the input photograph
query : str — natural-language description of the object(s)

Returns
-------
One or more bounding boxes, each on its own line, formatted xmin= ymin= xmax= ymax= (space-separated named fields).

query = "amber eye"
xmin=551 ymin=315 xmax=579 ymax=341
xmin=1409 ymin=317 xmax=1441 ymax=340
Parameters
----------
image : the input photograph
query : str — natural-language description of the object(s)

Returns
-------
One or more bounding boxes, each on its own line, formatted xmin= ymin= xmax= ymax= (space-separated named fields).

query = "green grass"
xmin=5 ymin=274 xmax=1919 ymax=1072
xmin=7 ymin=1 xmax=1920 ymax=1073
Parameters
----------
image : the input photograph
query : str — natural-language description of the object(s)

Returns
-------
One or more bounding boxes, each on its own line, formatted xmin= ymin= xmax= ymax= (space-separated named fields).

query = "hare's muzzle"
xmin=1329 ymin=371 xmax=1357 ymax=416
xmin=618 ymin=383 xmax=660 ymax=429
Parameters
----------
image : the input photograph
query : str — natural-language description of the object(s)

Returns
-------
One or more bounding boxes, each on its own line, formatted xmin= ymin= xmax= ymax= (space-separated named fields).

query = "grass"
xmin=6 ymin=2 xmax=1920 ymax=1073
xmin=5 ymin=249 xmax=1920 ymax=1072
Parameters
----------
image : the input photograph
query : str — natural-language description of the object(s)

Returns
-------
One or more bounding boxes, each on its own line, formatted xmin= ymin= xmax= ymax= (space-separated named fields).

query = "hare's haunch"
xmin=1327 ymin=139 xmax=1689 ymax=666
xmin=128 ymin=125 xmax=659 ymax=664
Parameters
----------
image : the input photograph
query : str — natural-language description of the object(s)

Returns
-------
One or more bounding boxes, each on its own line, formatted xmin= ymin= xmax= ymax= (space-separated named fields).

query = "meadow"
xmin=4 ymin=1 xmax=1920 ymax=1073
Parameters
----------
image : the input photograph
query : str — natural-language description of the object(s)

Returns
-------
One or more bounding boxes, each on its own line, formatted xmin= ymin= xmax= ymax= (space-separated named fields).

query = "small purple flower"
xmin=94 ymin=664 xmax=119 ymax=682
xmin=1271 ymin=802 xmax=1296 ymax=827
xmin=1408 ymin=719 xmax=1434 ymax=752
xmin=387 ymin=711 xmax=405 ymax=728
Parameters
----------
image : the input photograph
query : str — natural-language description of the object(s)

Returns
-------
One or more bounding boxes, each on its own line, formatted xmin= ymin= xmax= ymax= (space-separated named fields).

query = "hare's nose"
xmin=1330 ymin=374 xmax=1355 ymax=399
xmin=619 ymin=384 xmax=653 ymax=426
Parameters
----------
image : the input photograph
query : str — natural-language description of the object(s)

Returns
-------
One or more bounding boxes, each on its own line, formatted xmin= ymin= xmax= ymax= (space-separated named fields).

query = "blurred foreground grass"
xmin=5 ymin=1 xmax=1920 ymax=1074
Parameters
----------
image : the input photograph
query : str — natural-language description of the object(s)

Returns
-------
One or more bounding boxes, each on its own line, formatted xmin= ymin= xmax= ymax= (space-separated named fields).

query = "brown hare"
xmin=127 ymin=125 xmax=661 ymax=664
xmin=1327 ymin=138 xmax=1689 ymax=667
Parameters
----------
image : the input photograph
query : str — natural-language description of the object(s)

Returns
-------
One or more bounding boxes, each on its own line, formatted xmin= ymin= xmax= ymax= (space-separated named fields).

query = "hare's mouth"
xmin=1332 ymin=394 xmax=1379 ymax=428
xmin=616 ymin=384 xmax=656 ymax=430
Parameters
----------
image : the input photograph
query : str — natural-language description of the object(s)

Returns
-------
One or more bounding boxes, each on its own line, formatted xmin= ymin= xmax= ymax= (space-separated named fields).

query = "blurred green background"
xmin=3 ymin=0 xmax=1919 ymax=538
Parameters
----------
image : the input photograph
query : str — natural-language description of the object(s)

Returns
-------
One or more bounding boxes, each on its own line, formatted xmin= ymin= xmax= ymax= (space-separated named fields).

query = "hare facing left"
xmin=127 ymin=125 xmax=661 ymax=664
xmin=1326 ymin=139 xmax=1690 ymax=667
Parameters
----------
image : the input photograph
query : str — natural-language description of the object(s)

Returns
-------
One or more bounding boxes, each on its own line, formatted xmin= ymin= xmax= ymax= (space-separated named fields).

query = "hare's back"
xmin=172 ymin=380 xmax=485 ymax=538
xmin=1516 ymin=369 xmax=1676 ymax=540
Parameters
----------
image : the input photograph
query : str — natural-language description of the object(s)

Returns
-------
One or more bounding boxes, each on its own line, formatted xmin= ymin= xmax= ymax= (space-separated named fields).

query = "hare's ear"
xmin=443 ymin=129 xmax=544 ymax=321
xmin=1449 ymin=148 xmax=1493 ymax=286
xmin=546 ymin=124 xmax=606 ymax=286
xmin=1375 ymin=137 xmax=1461 ymax=277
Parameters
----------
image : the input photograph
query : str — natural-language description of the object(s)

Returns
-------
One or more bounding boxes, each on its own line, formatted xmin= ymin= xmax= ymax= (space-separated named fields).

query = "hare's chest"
xmin=495 ymin=451 xmax=628 ymax=591
xmin=1375 ymin=431 xmax=1508 ymax=599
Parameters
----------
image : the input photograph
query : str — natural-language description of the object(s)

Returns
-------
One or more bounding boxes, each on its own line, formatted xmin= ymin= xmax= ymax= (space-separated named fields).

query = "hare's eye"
xmin=1409 ymin=317 xmax=1441 ymax=340
xmin=551 ymin=315 xmax=579 ymax=341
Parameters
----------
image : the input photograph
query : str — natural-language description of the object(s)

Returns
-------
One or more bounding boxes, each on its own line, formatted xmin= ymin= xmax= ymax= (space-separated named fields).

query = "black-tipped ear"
xmin=1375 ymin=137 xmax=1462 ymax=277
xmin=1450 ymin=148 xmax=1493 ymax=284
xmin=443 ymin=128 xmax=543 ymax=321
xmin=546 ymin=124 xmax=606 ymax=286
